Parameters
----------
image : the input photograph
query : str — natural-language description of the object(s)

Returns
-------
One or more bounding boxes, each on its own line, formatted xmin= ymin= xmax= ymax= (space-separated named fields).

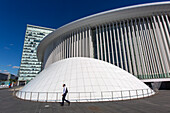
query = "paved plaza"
xmin=0 ymin=87 xmax=170 ymax=113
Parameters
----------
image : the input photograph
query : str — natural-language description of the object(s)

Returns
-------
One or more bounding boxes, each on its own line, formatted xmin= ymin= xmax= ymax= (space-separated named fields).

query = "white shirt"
xmin=63 ymin=86 xmax=67 ymax=94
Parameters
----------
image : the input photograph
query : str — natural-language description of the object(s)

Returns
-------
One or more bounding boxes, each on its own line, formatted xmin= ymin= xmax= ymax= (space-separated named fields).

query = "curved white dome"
xmin=16 ymin=57 xmax=154 ymax=102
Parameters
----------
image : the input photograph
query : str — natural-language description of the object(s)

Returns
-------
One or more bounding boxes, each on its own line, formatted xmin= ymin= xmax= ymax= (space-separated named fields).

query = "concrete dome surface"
xmin=16 ymin=57 xmax=154 ymax=102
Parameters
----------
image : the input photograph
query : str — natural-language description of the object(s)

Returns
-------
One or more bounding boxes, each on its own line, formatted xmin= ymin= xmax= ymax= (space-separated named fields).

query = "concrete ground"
xmin=0 ymin=87 xmax=170 ymax=113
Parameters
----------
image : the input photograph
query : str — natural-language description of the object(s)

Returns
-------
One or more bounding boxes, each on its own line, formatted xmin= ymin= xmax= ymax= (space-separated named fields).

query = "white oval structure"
xmin=16 ymin=57 xmax=154 ymax=102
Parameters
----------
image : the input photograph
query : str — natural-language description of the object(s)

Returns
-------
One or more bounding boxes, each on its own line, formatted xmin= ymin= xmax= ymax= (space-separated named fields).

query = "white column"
xmin=65 ymin=38 xmax=67 ymax=59
xmin=63 ymin=39 xmax=65 ymax=59
xmin=79 ymin=28 xmax=82 ymax=57
xmin=96 ymin=26 xmax=100 ymax=59
xmin=61 ymin=41 xmax=63 ymax=59
xmin=71 ymin=32 xmax=74 ymax=57
xmin=123 ymin=21 xmax=132 ymax=74
xmin=146 ymin=17 xmax=160 ymax=75
xmin=65 ymin=38 xmax=67 ymax=58
xmin=127 ymin=20 xmax=137 ymax=75
xmin=60 ymin=41 xmax=62 ymax=60
xmin=67 ymin=37 xmax=69 ymax=58
xmin=76 ymin=30 xmax=79 ymax=57
xmin=161 ymin=14 xmax=170 ymax=49
xmin=57 ymin=42 xmax=59 ymax=61
xmin=140 ymin=18 xmax=152 ymax=76
xmin=99 ymin=25 xmax=103 ymax=60
xmin=120 ymin=22 xmax=128 ymax=71
xmin=116 ymin=22 xmax=123 ymax=68
xmin=135 ymin=19 xmax=146 ymax=76
xmin=146 ymin=17 xmax=160 ymax=77
xmin=62 ymin=39 xmax=64 ymax=59
xmin=89 ymin=26 xmax=93 ymax=58
xmin=150 ymin=16 xmax=164 ymax=75
xmin=142 ymin=18 xmax=156 ymax=76
xmin=139 ymin=18 xmax=149 ymax=75
xmin=102 ymin=24 xmax=107 ymax=62
xmin=112 ymin=23 xmax=119 ymax=66
xmin=55 ymin=43 xmax=58 ymax=61
xmin=153 ymin=15 xmax=169 ymax=75
xmin=58 ymin=43 xmax=60 ymax=61
xmin=109 ymin=23 xmax=114 ymax=64
xmin=82 ymin=28 xmax=85 ymax=57
xmin=131 ymin=19 xmax=142 ymax=76
xmin=73 ymin=32 xmax=76 ymax=57
xmin=61 ymin=40 xmax=63 ymax=59
xmin=58 ymin=42 xmax=60 ymax=60
xmin=86 ymin=27 xmax=88 ymax=57
xmin=61 ymin=40 xmax=62 ymax=60
xmin=59 ymin=41 xmax=61 ymax=60
xmin=157 ymin=15 xmax=170 ymax=64
xmin=75 ymin=31 xmax=78 ymax=57
xmin=58 ymin=40 xmax=60 ymax=60
xmin=69 ymin=34 xmax=71 ymax=58
xmin=165 ymin=14 xmax=170 ymax=36
xmin=105 ymin=24 xmax=111 ymax=63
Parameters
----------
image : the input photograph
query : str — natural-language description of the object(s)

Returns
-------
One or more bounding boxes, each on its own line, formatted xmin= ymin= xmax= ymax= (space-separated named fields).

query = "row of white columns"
xmin=95 ymin=21 xmax=138 ymax=76
xmin=43 ymin=14 xmax=169 ymax=79
xmin=94 ymin=14 xmax=169 ymax=78
xmin=43 ymin=27 xmax=94 ymax=68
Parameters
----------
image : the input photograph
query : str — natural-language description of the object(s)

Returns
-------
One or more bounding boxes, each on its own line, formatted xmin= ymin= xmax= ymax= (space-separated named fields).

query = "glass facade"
xmin=18 ymin=25 xmax=54 ymax=82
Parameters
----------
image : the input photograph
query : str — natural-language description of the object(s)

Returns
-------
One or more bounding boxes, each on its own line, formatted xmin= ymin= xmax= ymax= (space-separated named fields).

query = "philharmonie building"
xmin=16 ymin=2 xmax=170 ymax=102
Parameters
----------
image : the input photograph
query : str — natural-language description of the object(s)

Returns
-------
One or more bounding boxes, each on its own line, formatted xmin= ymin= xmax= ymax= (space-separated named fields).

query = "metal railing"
xmin=0 ymin=85 xmax=9 ymax=89
xmin=13 ymin=88 xmax=155 ymax=102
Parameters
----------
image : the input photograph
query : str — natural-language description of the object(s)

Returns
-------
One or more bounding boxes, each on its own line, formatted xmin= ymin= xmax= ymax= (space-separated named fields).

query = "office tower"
xmin=18 ymin=24 xmax=54 ymax=85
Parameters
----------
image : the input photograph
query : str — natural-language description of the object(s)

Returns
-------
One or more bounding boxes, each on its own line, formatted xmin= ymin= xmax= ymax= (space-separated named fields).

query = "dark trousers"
xmin=61 ymin=93 xmax=70 ymax=105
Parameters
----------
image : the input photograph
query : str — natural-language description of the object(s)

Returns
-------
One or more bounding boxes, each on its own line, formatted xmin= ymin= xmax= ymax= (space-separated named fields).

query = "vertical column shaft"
xmin=102 ymin=24 xmax=107 ymax=62
xmin=112 ymin=23 xmax=119 ymax=66
xmin=89 ymin=26 xmax=94 ymax=58
xmin=120 ymin=22 xmax=128 ymax=71
xmin=109 ymin=23 xmax=114 ymax=64
xmin=79 ymin=28 xmax=82 ymax=57
xmin=105 ymin=24 xmax=111 ymax=63
xmin=99 ymin=25 xmax=103 ymax=60
xmin=123 ymin=21 xmax=132 ymax=74
xmin=96 ymin=26 xmax=100 ymax=59
xmin=127 ymin=20 xmax=137 ymax=75
xmin=116 ymin=22 xmax=123 ymax=68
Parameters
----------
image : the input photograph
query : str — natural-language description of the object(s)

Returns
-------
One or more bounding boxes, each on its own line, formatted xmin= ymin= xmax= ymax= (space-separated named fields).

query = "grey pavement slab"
xmin=0 ymin=88 xmax=170 ymax=113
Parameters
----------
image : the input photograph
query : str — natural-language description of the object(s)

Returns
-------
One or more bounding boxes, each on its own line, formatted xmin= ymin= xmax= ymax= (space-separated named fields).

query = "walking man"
xmin=61 ymin=84 xmax=70 ymax=106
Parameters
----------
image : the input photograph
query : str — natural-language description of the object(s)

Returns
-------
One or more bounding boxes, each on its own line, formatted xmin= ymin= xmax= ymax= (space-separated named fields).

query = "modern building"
xmin=18 ymin=24 xmax=54 ymax=85
xmin=37 ymin=2 xmax=170 ymax=81
xmin=0 ymin=73 xmax=17 ymax=81
xmin=0 ymin=73 xmax=18 ymax=88
xmin=16 ymin=2 xmax=170 ymax=102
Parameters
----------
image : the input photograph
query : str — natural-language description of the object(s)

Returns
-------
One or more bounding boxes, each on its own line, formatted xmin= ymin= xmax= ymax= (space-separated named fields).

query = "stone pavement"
xmin=0 ymin=88 xmax=170 ymax=113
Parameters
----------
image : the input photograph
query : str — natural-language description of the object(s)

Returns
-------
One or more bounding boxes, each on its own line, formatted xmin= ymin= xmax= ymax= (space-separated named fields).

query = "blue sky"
xmin=0 ymin=0 xmax=167 ymax=75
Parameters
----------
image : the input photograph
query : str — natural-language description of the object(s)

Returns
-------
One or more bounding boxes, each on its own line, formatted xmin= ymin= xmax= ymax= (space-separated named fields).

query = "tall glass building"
xmin=18 ymin=24 xmax=54 ymax=85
